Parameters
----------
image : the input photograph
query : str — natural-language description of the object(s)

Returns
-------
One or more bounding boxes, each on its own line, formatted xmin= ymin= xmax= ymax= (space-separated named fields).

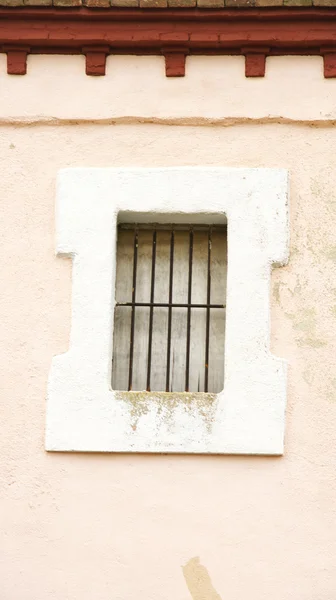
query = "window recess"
xmin=112 ymin=224 xmax=227 ymax=394
xmin=47 ymin=167 xmax=289 ymax=454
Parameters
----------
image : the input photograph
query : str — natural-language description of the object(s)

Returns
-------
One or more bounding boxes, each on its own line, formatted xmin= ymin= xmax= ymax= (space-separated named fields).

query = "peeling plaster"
xmin=285 ymin=308 xmax=327 ymax=348
xmin=273 ymin=280 xmax=283 ymax=304
xmin=115 ymin=392 xmax=217 ymax=435
xmin=324 ymin=247 xmax=336 ymax=262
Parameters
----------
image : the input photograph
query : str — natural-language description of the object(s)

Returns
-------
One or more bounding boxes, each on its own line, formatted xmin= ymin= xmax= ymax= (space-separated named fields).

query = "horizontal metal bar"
xmin=118 ymin=223 xmax=227 ymax=232
xmin=116 ymin=302 xmax=225 ymax=308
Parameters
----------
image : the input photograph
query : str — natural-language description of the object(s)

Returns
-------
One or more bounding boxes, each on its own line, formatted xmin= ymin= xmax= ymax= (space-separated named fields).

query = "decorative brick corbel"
xmin=321 ymin=47 xmax=336 ymax=78
xmin=242 ymin=47 xmax=270 ymax=78
xmin=161 ymin=47 xmax=189 ymax=77
xmin=82 ymin=45 xmax=110 ymax=76
xmin=4 ymin=46 xmax=30 ymax=75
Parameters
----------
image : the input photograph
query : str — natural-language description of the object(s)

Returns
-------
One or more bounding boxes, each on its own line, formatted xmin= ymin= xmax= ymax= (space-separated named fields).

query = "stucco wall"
xmin=1 ymin=55 xmax=336 ymax=600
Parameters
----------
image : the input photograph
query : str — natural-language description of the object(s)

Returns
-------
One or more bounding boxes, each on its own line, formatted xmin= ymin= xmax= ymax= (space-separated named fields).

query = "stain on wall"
xmin=183 ymin=557 xmax=222 ymax=600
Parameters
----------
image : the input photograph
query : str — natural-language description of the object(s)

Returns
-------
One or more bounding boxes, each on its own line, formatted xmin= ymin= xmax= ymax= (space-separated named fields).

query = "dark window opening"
xmin=112 ymin=223 xmax=227 ymax=393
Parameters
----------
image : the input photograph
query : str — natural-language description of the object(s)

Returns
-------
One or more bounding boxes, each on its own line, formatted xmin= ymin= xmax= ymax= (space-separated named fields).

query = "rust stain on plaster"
xmin=183 ymin=557 xmax=222 ymax=600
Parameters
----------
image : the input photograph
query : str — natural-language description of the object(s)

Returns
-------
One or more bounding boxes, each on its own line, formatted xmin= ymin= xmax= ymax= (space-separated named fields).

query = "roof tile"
xmin=0 ymin=0 xmax=24 ymax=5
xmin=53 ymin=0 xmax=81 ymax=5
xmin=83 ymin=0 xmax=111 ymax=6
xmin=110 ymin=0 xmax=138 ymax=5
xmin=284 ymin=0 xmax=313 ymax=5
xmin=24 ymin=0 xmax=52 ymax=4
xmin=139 ymin=0 xmax=168 ymax=6
xmin=1 ymin=0 xmax=336 ymax=8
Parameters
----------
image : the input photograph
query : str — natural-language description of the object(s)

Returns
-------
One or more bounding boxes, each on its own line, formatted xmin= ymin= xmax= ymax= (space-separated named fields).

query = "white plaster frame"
xmin=46 ymin=167 xmax=289 ymax=454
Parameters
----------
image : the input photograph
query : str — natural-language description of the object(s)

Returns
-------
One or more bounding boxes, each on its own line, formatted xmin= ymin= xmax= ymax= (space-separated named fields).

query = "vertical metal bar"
xmin=204 ymin=226 xmax=212 ymax=393
xmin=185 ymin=227 xmax=193 ymax=392
xmin=166 ymin=228 xmax=175 ymax=392
xmin=128 ymin=227 xmax=138 ymax=391
xmin=146 ymin=229 xmax=157 ymax=391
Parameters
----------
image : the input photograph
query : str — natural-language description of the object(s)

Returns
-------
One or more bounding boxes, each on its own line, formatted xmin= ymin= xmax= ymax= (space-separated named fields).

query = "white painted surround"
xmin=46 ymin=167 xmax=289 ymax=454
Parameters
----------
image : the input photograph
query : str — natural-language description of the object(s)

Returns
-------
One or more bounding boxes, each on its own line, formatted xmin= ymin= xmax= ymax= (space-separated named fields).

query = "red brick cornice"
xmin=1 ymin=7 xmax=336 ymax=76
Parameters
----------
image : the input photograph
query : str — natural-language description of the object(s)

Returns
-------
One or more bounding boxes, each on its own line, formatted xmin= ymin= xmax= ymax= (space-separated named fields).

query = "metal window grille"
xmin=112 ymin=224 xmax=227 ymax=393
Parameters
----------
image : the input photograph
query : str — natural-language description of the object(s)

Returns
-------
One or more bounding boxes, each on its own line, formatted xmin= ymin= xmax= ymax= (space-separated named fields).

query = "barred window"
xmin=112 ymin=224 xmax=227 ymax=394
xmin=48 ymin=167 xmax=288 ymax=454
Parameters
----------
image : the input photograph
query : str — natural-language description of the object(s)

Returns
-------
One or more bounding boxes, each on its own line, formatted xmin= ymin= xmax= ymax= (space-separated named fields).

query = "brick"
xmin=225 ymin=0 xmax=255 ymax=5
xmin=190 ymin=33 xmax=219 ymax=42
xmin=83 ymin=0 xmax=110 ymax=5
xmin=255 ymin=0 xmax=282 ymax=5
xmin=284 ymin=0 xmax=312 ymax=5
xmin=24 ymin=0 xmax=52 ymax=5
xmin=163 ymin=51 xmax=187 ymax=76
xmin=140 ymin=0 xmax=167 ymax=6
xmin=160 ymin=32 xmax=189 ymax=41
xmin=130 ymin=31 xmax=160 ymax=41
xmin=0 ymin=0 xmax=23 ymax=5
xmin=53 ymin=0 xmax=82 ymax=6
xmin=85 ymin=50 xmax=107 ymax=75
xmin=323 ymin=52 xmax=336 ymax=77
xmin=197 ymin=0 xmax=224 ymax=6
xmin=7 ymin=49 xmax=28 ymax=74
xmin=110 ymin=0 xmax=138 ymax=5
xmin=245 ymin=53 xmax=266 ymax=76
xmin=168 ymin=0 xmax=196 ymax=5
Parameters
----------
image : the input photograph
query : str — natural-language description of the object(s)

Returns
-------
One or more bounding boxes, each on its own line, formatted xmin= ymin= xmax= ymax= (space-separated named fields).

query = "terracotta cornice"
xmin=0 ymin=7 xmax=336 ymax=76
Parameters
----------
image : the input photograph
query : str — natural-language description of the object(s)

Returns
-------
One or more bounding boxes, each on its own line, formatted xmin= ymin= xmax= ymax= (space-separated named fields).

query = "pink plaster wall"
xmin=0 ymin=54 xmax=336 ymax=122
xmin=0 ymin=55 xmax=336 ymax=600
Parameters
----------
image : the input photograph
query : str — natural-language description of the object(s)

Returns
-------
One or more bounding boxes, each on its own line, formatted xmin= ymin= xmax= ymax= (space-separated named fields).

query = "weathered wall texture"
xmin=0 ymin=54 xmax=336 ymax=600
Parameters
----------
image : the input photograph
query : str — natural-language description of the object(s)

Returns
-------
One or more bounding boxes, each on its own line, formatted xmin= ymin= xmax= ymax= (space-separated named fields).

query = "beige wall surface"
xmin=0 ymin=55 xmax=336 ymax=600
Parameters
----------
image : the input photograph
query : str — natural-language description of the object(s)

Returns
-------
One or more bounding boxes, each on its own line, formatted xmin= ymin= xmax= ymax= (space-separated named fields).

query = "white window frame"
xmin=46 ymin=167 xmax=289 ymax=455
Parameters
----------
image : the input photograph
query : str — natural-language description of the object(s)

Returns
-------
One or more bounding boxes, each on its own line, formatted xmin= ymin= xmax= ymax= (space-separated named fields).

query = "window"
xmin=47 ymin=167 xmax=288 ymax=454
xmin=112 ymin=224 xmax=227 ymax=394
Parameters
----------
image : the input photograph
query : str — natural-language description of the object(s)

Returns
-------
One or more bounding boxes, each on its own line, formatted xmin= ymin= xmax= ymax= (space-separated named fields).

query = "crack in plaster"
xmin=1 ymin=116 xmax=336 ymax=127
